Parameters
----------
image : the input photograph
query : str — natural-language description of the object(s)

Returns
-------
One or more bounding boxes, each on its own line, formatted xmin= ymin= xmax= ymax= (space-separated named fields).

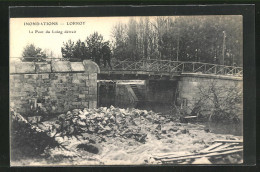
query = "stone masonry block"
xmin=57 ymin=76 xmax=68 ymax=83
xmin=41 ymin=74 xmax=50 ymax=80
xmin=11 ymin=75 xmax=24 ymax=81
xmin=77 ymin=83 xmax=86 ymax=87
xmin=81 ymin=90 xmax=89 ymax=95
xmin=26 ymin=79 xmax=37 ymax=84
xmin=71 ymin=62 xmax=85 ymax=72
xmin=15 ymin=62 xmax=36 ymax=73
xmin=72 ymin=77 xmax=80 ymax=84
xmin=78 ymin=94 xmax=85 ymax=99
xmin=78 ymin=86 xmax=85 ymax=91
xmin=72 ymin=102 xmax=81 ymax=106
xmin=24 ymin=74 xmax=38 ymax=80
xmin=35 ymin=62 xmax=51 ymax=73
xmin=10 ymin=91 xmax=27 ymax=97
xmin=72 ymin=86 xmax=79 ymax=91
xmin=51 ymin=61 xmax=71 ymax=72
xmin=49 ymin=73 xmax=58 ymax=80
xmin=60 ymin=73 xmax=69 ymax=76
xmin=77 ymin=75 xmax=88 ymax=82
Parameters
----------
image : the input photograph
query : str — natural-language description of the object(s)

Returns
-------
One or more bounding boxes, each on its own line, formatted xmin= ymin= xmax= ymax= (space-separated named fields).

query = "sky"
xmin=10 ymin=17 xmax=134 ymax=59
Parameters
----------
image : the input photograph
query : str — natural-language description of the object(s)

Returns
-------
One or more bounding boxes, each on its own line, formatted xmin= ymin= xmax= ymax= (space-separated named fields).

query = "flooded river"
xmin=125 ymin=101 xmax=242 ymax=136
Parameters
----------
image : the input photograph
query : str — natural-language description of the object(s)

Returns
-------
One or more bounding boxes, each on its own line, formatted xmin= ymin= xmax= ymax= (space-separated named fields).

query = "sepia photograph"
xmin=10 ymin=14 xmax=243 ymax=166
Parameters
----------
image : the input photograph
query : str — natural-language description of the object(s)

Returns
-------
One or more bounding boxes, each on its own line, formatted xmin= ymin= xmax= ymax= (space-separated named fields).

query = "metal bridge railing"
xmin=10 ymin=57 xmax=243 ymax=77
xmin=104 ymin=59 xmax=243 ymax=77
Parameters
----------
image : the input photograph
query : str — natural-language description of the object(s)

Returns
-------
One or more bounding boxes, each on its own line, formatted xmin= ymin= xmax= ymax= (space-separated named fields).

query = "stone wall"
xmin=177 ymin=73 xmax=243 ymax=113
xmin=10 ymin=60 xmax=100 ymax=116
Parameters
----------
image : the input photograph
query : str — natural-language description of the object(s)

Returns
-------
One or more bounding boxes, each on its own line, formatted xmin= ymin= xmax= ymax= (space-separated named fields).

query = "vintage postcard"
xmin=10 ymin=14 xmax=243 ymax=166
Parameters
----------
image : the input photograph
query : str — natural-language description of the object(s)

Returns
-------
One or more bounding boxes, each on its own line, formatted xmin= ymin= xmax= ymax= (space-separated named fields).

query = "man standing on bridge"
xmin=91 ymin=47 xmax=101 ymax=66
xmin=102 ymin=42 xmax=112 ymax=70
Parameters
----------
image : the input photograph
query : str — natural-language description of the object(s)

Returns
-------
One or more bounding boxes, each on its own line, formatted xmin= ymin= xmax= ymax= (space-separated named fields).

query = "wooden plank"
xmin=206 ymin=146 xmax=243 ymax=154
xmin=212 ymin=143 xmax=238 ymax=152
xmin=184 ymin=116 xmax=197 ymax=119
xmin=161 ymin=149 xmax=243 ymax=163
xmin=214 ymin=140 xmax=243 ymax=143
xmin=200 ymin=143 xmax=223 ymax=152
xmin=153 ymin=142 xmax=242 ymax=161
xmin=158 ymin=146 xmax=243 ymax=161
xmin=154 ymin=144 xmax=240 ymax=160
xmin=153 ymin=152 xmax=191 ymax=160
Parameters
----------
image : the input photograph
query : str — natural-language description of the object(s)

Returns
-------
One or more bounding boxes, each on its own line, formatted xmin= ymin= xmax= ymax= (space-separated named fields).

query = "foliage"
xmin=22 ymin=44 xmax=47 ymax=62
xmin=192 ymin=80 xmax=243 ymax=123
xmin=61 ymin=39 xmax=88 ymax=61
xmin=85 ymin=32 xmax=105 ymax=64
xmin=111 ymin=16 xmax=242 ymax=66
xmin=61 ymin=32 xmax=109 ymax=64
xmin=111 ymin=22 xmax=128 ymax=61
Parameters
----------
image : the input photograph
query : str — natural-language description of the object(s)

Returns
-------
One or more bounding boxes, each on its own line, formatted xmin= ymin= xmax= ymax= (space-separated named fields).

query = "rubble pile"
xmin=45 ymin=106 xmax=168 ymax=145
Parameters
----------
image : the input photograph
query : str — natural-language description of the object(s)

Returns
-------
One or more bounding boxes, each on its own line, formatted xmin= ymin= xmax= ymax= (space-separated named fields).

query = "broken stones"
xmin=47 ymin=106 xmax=171 ymax=144
xmin=181 ymin=129 xmax=189 ymax=134
xmin=170 ymin=127 xmax=179 ymax=132
xmin=32 ymin=106 xmax=196 ymax=152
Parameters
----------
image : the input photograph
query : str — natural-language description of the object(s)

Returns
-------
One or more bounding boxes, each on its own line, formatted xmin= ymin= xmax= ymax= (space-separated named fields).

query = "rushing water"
xmin=135 ymin=101 xmax=243 ymax=136
xmin=201 ymin=121 xmax=242 ymax=136
xmin=99 ymin=93 xmax=242 ymax=137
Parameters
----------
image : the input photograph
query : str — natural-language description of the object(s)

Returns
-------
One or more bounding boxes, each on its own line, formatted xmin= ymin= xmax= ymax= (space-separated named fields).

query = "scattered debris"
xmin=150 ymin=140 xmax=243 ymax=164
xmin=11 ymin=106 xmax=243 ymax=165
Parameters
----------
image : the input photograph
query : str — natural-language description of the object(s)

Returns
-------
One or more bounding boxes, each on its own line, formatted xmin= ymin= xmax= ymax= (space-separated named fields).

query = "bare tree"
xmin=191 ymin=79 xmax=242 ymax=123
